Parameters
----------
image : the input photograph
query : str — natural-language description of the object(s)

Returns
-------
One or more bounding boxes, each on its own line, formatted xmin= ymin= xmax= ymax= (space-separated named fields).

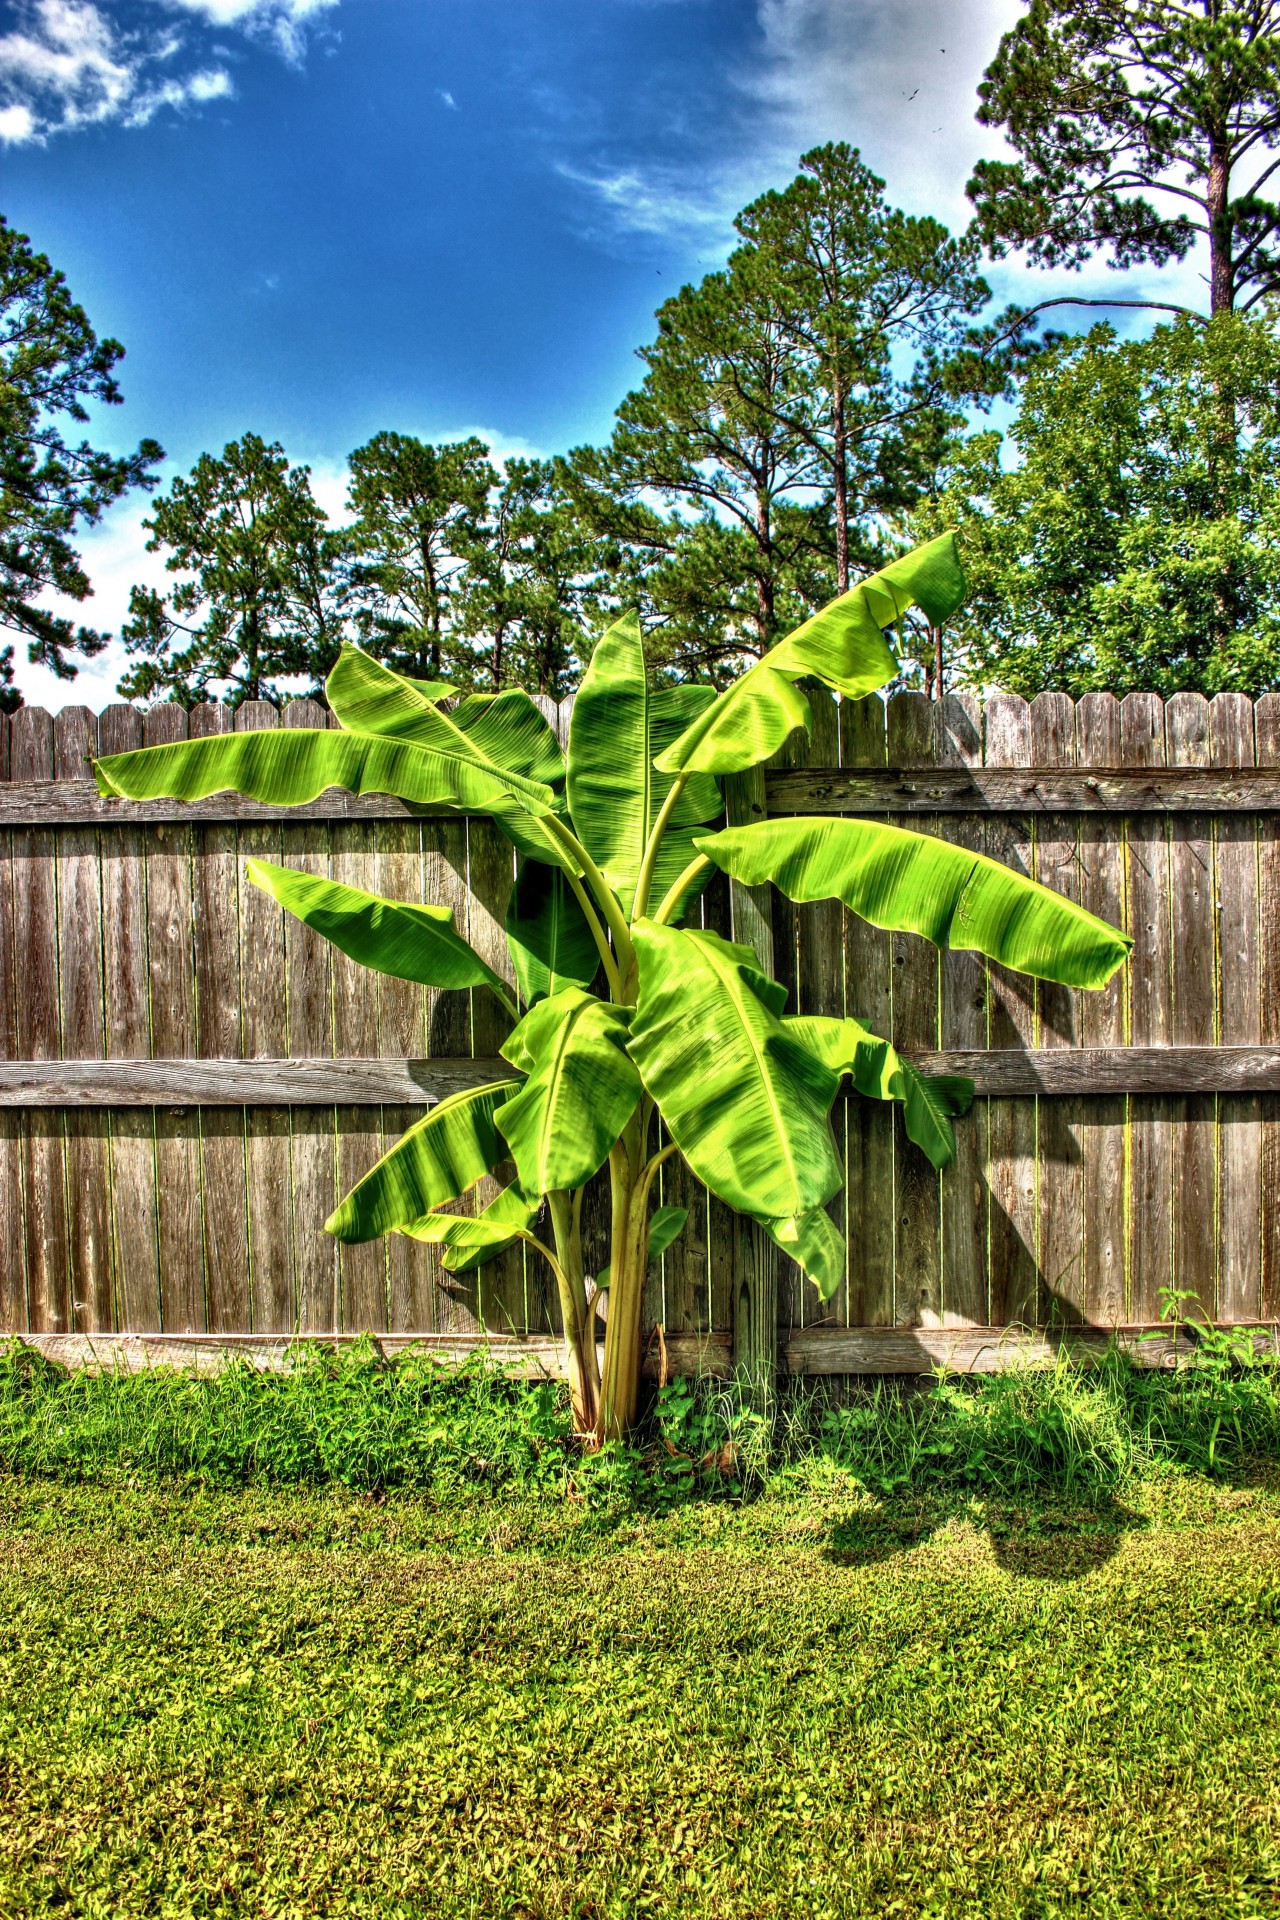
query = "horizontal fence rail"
xmin=2 ymin=684 xmax=1280 ymax=1372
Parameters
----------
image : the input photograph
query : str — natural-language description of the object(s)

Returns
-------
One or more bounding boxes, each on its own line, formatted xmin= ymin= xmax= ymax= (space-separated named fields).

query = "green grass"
xmin=2 ymin=1344 xmax=1280 ymax=1916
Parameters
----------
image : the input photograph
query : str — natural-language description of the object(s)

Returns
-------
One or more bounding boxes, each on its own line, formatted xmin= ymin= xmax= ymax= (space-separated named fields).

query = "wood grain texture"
xmin=54 ymin=708 xmax=111 ymax=1333
xmin=1167 ymin=695 xmax=1216 ymax=1318
xmin=376 ymin=812 xmax=432 ymax=1335
xmin=839 ymin=696 xmax=894 ymax=1329
xmin=1123 ymin=694 xmax=1174 ymax=1320
xmin=765 ymin=766 xmax=1280 ymax=814
xmin=937 ymin=694 xmax=988 ymax=1326
xmin=886 ymin=693 xmax=941 ymax=1328
xmin=1214 ymin=694 xmax=1261 ymax=1320
xmin=1075 ymin=695 xmax=1127 ymax=1326
xmin=12 ymin=708 xmax=68 ymax=1333
xmin=984 ymin=694 xmax=1039 ymax=1326
xmin=1032 ymin=693 xmax=1085 ymax=1326
xmin=1260 ymin=696 xmax=1280 ymax=1319
xmin=462 ymin=818 xmax=524 ymax=1334
xmin=235 ymin=702 xmax=293 ymax=1334
xmin=0 ymin=714 xmax=22 ymax=1332
xmin=330 ymin=805 xmax=387 ymax=1334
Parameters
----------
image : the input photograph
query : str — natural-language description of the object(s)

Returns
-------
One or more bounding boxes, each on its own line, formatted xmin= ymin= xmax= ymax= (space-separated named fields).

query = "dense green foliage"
xmin=915 ymin=313 xmax=1280 ymax=696
xmin=1 ymin=1358 xmax=1279 ymax=1916
xmin=0 ymin=215 xmax=161 ymax=702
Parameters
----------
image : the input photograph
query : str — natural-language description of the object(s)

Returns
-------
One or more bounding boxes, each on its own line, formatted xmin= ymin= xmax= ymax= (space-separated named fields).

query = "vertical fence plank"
xmin=886 ymin=692 xmax=941 ymax=1327
xmin=12 ymin=709 xmax=69 ymax=1332
xmin=279 ymin=700 xmax=338 ymax=1334
xmin=1032 ymin=694 xmax=1084 ymax=1325
xmin=464 ymin=819 xmax=524 ymax=1333
xmin=700 ymin=867 xmax=737 ymax=1345
xmin=144 ymin=704 xmax=204 ymax=1334
xmin=1166 ymin=695 xmax=1217 ymax=1319
xmin=331 ymin=802 xmax=387 ymax=1333
xmin=98 ymin=705 xmax=159 ymax=1331
xmin=378 ymin=815 xmax=431 ymax=1334
xmin=1259 ymin=698 xmax=1280 ymax=1320
xmin=1076 ymin=694 xmax=1128 ymax=1327
xmin=0 ymin=712 xmax=22 ymax=1332
xmin=1212 ymin=695 xmax=1260 ymax=1322
xmin=236 ymin=701 xmax=293 ymax=1333
xmin=422 ymin=818 xmax=481 ymax=1338
xmin=984 ymin=694 xmax=1038 ymax=1326
xmin=54 ymin=707 xmax=111 ymax=1331
xmin=840 ymin=695 xmax=895 ymax=1329
xmin=1123 ymin=692 xmax=1173 ymax=1321
xmin=938 ymin=694 xmax=987 ymax=1325
xmin=189 ymin=702 xmax=250 ymax=1335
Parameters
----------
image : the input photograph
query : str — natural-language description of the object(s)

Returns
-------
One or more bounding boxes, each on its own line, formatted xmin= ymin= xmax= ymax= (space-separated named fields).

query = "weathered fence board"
xmin=1 ymin=688 xmax=1278 ymax=1372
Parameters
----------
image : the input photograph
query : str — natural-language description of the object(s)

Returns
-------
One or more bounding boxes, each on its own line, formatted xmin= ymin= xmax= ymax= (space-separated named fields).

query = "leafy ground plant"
xmin=95 ymin=533 xmax=1131 ymax=1441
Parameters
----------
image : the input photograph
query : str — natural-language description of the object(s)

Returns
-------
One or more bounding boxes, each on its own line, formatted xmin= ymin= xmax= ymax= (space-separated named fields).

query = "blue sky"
xmin=0 ymin=0 xmax=1200 ymax=705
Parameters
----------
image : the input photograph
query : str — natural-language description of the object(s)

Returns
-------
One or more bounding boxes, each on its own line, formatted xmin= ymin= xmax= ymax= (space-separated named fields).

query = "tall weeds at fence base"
xmin=1 ymin=1336 xmax=1278 ymax=1501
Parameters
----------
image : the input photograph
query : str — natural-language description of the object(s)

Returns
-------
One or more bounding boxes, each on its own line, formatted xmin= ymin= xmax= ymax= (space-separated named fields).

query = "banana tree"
xmin=94 ymin=532 xmax=1131 ymax=1441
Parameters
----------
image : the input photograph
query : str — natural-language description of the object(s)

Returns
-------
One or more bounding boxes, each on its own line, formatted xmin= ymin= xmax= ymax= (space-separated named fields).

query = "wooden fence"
xmin=1 ymin=684 xmax=1279 ymax=1378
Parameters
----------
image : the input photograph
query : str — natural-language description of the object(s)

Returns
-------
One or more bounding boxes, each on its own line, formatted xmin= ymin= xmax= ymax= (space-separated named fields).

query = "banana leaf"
xmin=695 ymin=816 xmax=1132 ymax=990
xmin=440 ymin=1183 xmax=544 ymax=1275
xmin=629 ymin=922 xmax=842 ymax=1221
xmin=496 ymin=989 xmax=641 ymax=1194
xmin=596 ymin=1203 xmax=688 ymax=1289
xmin=400 ymin=1184 xmax=541 ymax=1254
xmin=786 ymin=1014 xmax=973 ymax=1170
xmin=247 ymin=858 xmax=509 ymax=996
xmin=505 ymin=860 xmax=600 ymax=1006
xmin=756 ymin=1207 xmax=847 ymax=1301
xmin=326 ymin=1081 xmax=518 ymax=1242
xmin=654 ymin=533 xmax=966 ymax=777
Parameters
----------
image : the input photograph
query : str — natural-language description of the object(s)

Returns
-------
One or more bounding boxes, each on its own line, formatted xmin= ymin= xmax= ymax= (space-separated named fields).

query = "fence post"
xmin=721 ymin=766 xmax=779 ymax=1401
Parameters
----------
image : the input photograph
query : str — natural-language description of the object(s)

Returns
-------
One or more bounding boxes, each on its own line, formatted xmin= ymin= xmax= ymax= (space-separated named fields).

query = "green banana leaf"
xmin=756 ymin=1207 xmax=847 ymax=1301
xmin=595 ymin=1203 xmax=688 ymax=1289
xmin=566 ymin=611 xmax=721 ymax=916
xmin=695 ymin=817 xmax=1132 ymax=990
xmin=495 ymin=988 xmax=642 ymax=1194
xmin=440 ymin=1182 xmax=543 ymax=1275
xmin=326 ymin=1081 xmax=518 ymax=1242
xmin=93 ymin=724 xmax=554 ymax=817
xmin=327 ymin=647 xmax=561 ymax=786
xmin=786 ymin=1014 xmax=973 ymax=1170
xmin=400 ymin=1184 xmax=541 ymax=1253
xmin=505 ymin=860 xmax=600 ymax=1006
xmin=449 ymin=689 xmax=566 ymax=797
xmin=654 ymin=532 xmax=966 ymax=778
xmin=247 ymin=858 xmax=509 ymax=997
xmin=629 ymin=922 xmax=842 ymax=1221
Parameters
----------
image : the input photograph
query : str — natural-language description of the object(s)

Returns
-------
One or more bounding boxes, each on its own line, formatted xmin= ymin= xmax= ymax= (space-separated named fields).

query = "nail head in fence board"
xmin=189 ymin=701 xmax=250 ymax=1336
xmin=1076 ymin=694 xmax=1127 ymax=1326
xmin=12 ymin=709 xmax=68 ymax=1333
xmin=377 ymin=810 xmax=432 ymax=1336
xmin=235 ymin=702 xmax=293 ymax=1334
xmin=54 ymin=707 xmax=112 ymax=1333
xmin=1166 ymin=694 xmax=1217 ymax=1318
xmin=1032 ymin=692 xmax=1084 ymax=1326
xmin=839 ymin=695 xmax=894 ymax=1330
xmin=280 ymin=700 xmax=338 ymax=1334
xmin=97 ymin=705 xmax=160 ymax=1333
xmin=1123 ymin=692 xmax=1174 ymax=1319
xmin=983 ymin=694 xmax=1038 ymax=1327
xmin=886 ymin=692 xmax=941 ymax=1329
xmin=1257 ymin=695 xmax=1280 ymax=1319
xmin=1214 ymin=695 xmax=1263 ymax=1321
xmin=938 ymin=693 xmax=988 ymax=1326
xmin=0 ymin=709 xmax=21 ymax=1333
xmin=331 ymin=806 xmax=388 ymax=1334
xmin=144 ymin=704 xmax=205 ymax=1336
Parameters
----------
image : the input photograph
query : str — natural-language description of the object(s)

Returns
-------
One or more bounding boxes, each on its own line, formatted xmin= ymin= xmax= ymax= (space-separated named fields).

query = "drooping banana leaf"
xmin=629 ymin=922 xmax=842 ymax=1221
xmin=696 ymin=817 xmax=1132 ymax=990
xmin=653 ymin=532 xmax=966 ymax=778
xmin=786 ymin=1014 xmax=973 ymax=1170
xmin=327 ymin=647 xmax=563 ymax=790
xmin=449 ymin=689 xmax=566 ymax=797
xmin=566 ymin=611 xmax=721 ymax=916
xmin=596 ymin=1203 xmax=688 ymax=1289
xmin=247 ymin=858 xmax=509 ymax=997
xmin=326 ymin=1081 xmax=518 ymax=1242
xmin=505 ymin=860 xmax=600 ymax=1007
xmin=495 ymin=988 xmax=642 ymax=1194
xmin=440 ymin=1182 xmax=543 ymax=1275
xmin=400 ymin=1183 xmax=540 ymax=1254
xmin=755 ymin=1207 xmax=847 ymax=1301
xmin=93 ymin=724 xmax=554 ymax=817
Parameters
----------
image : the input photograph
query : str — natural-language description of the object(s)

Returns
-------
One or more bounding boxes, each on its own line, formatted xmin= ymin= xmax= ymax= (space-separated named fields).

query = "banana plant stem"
xmin=631 ymin=773 xmax=689 ymax=923
xmin=539 ymin=815 xmax=637 ymax=993
xmin=564 ymin=869 xmax=622 ymax=999
xmin=653 ymin=853 xmax=712 ymax=926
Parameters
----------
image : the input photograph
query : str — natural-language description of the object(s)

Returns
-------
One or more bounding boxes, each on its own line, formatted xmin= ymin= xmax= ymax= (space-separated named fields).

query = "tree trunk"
xmin=754 ymin=488 xmax=775 ymax=648
xmin=1208 ymin=139 xmax=1234 ymax=317
xmin=832 ymin=380 xmax=849 ymax=595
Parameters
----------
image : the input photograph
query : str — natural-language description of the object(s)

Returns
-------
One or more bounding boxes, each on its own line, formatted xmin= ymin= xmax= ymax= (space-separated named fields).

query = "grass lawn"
xmin=1 ymin=1462 xmax=1279 ymax=1918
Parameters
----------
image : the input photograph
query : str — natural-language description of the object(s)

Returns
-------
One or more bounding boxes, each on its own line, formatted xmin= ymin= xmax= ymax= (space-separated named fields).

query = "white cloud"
xmin=437 ymin=87 xmax=456 ymax=109
xmin=556 ymin=161 xmax=735 ymax=244
xmin=0 ymin=0 xmax=334 ymax=144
